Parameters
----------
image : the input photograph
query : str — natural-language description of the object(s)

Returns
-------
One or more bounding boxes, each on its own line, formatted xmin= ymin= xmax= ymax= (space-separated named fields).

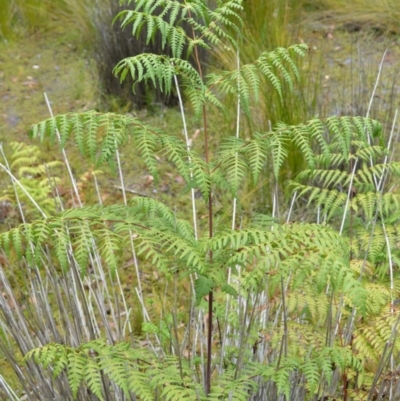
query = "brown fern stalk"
xmin=190 ymin=12 xmax=214 ymax=393
xmin=202 ymin=66 xmax=214 ymax=399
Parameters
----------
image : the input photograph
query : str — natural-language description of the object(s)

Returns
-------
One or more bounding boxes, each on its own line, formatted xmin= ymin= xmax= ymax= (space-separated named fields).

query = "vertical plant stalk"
xmin=365 ymin=50 xmax=388 ymax=188
xmin=44 ymin=92 xmax=82 ymax=207
xmin=231 ymin=48 xmax=242 ymax=232
xmin=0 ymin=160 xmax=46 ymax=219
xmin=0 ymin=374 xmax=19 ymax=401
xmin=0 ymin=146 xmax=28 ymax=223
xmin=378 ymin=109 xmax=398 ymax=314
xmin=188 ymin=15 xmax=213 ymax=393
xmin=220 ymin=46 xmax=242 ymax=373
xmin=114 ymin=148 xmax=135 ymax=334
xmin=339 ymin=50 xmax=386 ymax=236
xmin=115 ymin=149 xmax=163 ymax=348
xmin=331 ymin=66 xmax=397 ymax=397
xmin=172 ymin=70 xmax=201 ymax=379
xmin=205 ymin=114 xmax=213 ymax=395
xmin=194 ymin=48 xmax=213 ymax=397
xmin=44 ymin=94 xmax=93 ymax=338
xmin=173 ymin=73 xmax=199 ymax=240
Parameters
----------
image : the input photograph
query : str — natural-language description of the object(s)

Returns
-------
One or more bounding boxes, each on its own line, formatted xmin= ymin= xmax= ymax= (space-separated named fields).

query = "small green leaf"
xmin=221 ymin=283 xmax=238 ymax=297
xmin=194 ymin=275 xmax=214 ymax=304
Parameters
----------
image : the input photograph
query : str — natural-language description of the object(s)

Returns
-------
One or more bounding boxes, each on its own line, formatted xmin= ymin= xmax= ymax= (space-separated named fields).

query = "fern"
xmin=1 ymin=142 xmax=63 ymax=218
xmin=207 ymin=44 xmax=308 ymax=114
xmin=1 ymin=1 xmax=394 ymax=400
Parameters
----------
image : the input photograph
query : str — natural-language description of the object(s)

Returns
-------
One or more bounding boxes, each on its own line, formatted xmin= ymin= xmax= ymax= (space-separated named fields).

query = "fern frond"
xmin=117 ymin=9 xmax=188 ymax=58
xmin=207 ymin=44 xmax=308 ymax=113
xmin=214 ymin=136 xmax=248 ymax=194
xmin=210 ymin=222 xmax=366 ymax=311
xmin=117 ymin=0 xmax=242 ymax=58
xmin=26 ymin=339 xmax=205 ymax=400
xmin=29 ymin=111 xmax=211 ymax=193
xmin=268 ymin=130 xmax=289 ymax=179
xmin=66 ymin=350 xmax=87 ymax=398
xmin=244 ymin=134 xmax=270 ymax=183
xmin=0 ymin=203 xmax=204 ymax=275
xmin=114 ymin=54 xmax=209 ymax=114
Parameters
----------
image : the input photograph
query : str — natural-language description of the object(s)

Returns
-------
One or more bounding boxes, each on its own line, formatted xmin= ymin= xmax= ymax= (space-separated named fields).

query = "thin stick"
xmin=220 ymin=47 xmax=242 ymax=372
xmin=0 ymin=161 xmax=47 ymax=219
xmin=173 ymin=73 xmax=199 ymax=240
xmin=44 ymin=92 xmax=82 ymax=207
xmin=0 ymin=145 xmax=28 ymax=223
xmin=340 ymin=50 xmax=387 ymax=235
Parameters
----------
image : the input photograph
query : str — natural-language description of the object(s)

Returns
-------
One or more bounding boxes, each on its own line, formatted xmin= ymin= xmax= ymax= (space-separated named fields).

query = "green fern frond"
xmin=295 ymin=169 xmax=350 ymax=189
xmin=268 ymin=130 xmax=289 ymax=179
xmin=1 ymin=142 xmax=63 ymax=218
xmin=117 ymin=9 xmax=189 ymax=58
xmin=67 ymin=350 xmax=87 ymax=398
xmin=29 ymin=112 xmax=210 ymax=191
xmin=209 ymin=222 xmax=366 ymax=311
xmin=25 ymin=339 xmax=206 ymax=401
xmin=287 ymin=181 xmax=347 ymax=220
xmin=115 ymin=54 xmax=201 ymax=92
xmin=354 ymin=143 xmax=386 ymax=161
xmin=215 ymin=136 xmax=248 ymax=194
xmin=207 ymin=44 xmax=307 ymax=113
xmin=0 ymin=203 xmax=204 ymax=276
xmin=119 ymin=0 xmax=243 ymax=57
xmin=244 ymin=134 xmax=270 ymax=183
xmin=353 ymin=306 xmax=400 ymax=369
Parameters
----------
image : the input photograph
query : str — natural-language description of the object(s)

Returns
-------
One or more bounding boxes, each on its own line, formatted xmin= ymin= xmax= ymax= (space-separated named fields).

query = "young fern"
xmin=287 ymin=107 xmax=400 ymax=388
xmin=1 ymin=1 xmax=394 ymax=400
xmin=23 ymin=82 xmax=380 ymax=401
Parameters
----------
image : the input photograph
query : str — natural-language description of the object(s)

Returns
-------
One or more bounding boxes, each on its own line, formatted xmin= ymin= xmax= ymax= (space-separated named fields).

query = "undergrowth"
xmin=0 ymin=1 xmax=399 ymax=401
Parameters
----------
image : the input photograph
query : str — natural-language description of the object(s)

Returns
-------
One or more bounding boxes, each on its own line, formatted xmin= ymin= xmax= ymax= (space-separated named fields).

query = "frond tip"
xmin=28 ymin=111 xmax=212 ymax=197
xmin=25 ymin=339 xmax=202 ymax=400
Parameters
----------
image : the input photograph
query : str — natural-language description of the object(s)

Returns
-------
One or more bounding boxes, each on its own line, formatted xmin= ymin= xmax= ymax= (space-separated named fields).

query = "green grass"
xmin=0 ymin=0 xmax=95 ymax=41
xmin=305 ymin=0 xmax=400 ymax=34
xmin=0 ymin=28 xmax=97 ymax=188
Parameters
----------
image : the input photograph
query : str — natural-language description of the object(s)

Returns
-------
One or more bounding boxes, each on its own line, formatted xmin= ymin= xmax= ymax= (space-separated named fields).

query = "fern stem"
xmin=0 ymin=145 xmax=28 ymax=223
xmin=0 ymin=161 xmax=47 ymax=219
xmin=206 ymin=289 xmax=213 ymax=394
xmin=114 ymin=148 xmax=135 ymax=335
xmin=231 ymin=46 xmax=242 ymax=231
xmin=286 ymin=191 xmax=297 ymax=223
xmin=172 ymin=271 xmax=184 ymax=380
xmin=173 ymin=72 xmax=199 ymax=240
xmin=44 ymin=92 xmax=82 ymax=207
xmin=0 ymin=375 xmax=19 ymax=401
xmin=365 ymin=51 xmax=387 ymax=189
xmin=202 ymin=100 xmax=214 ymax=395
xmin=365 ymin=50 xmax=387 ymax=121
xmin=69 ymin=258 xmax=96 ymax=341
xmin=339 ymin=158 xmax=358 ymax=236
xmin=93 ymin=172 xmax=103 ymax=205
xmin=220 ymin=46 xmax=242 ymax=373
xmin=377 ymin=108 xmax=398 ymax=192
xmin=280 ymin=276 xmax=288 ymax=358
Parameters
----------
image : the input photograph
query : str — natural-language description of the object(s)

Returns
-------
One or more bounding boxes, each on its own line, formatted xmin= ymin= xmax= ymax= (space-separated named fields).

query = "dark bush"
xmin=91 ymin=1 xmax=207 ymax=109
